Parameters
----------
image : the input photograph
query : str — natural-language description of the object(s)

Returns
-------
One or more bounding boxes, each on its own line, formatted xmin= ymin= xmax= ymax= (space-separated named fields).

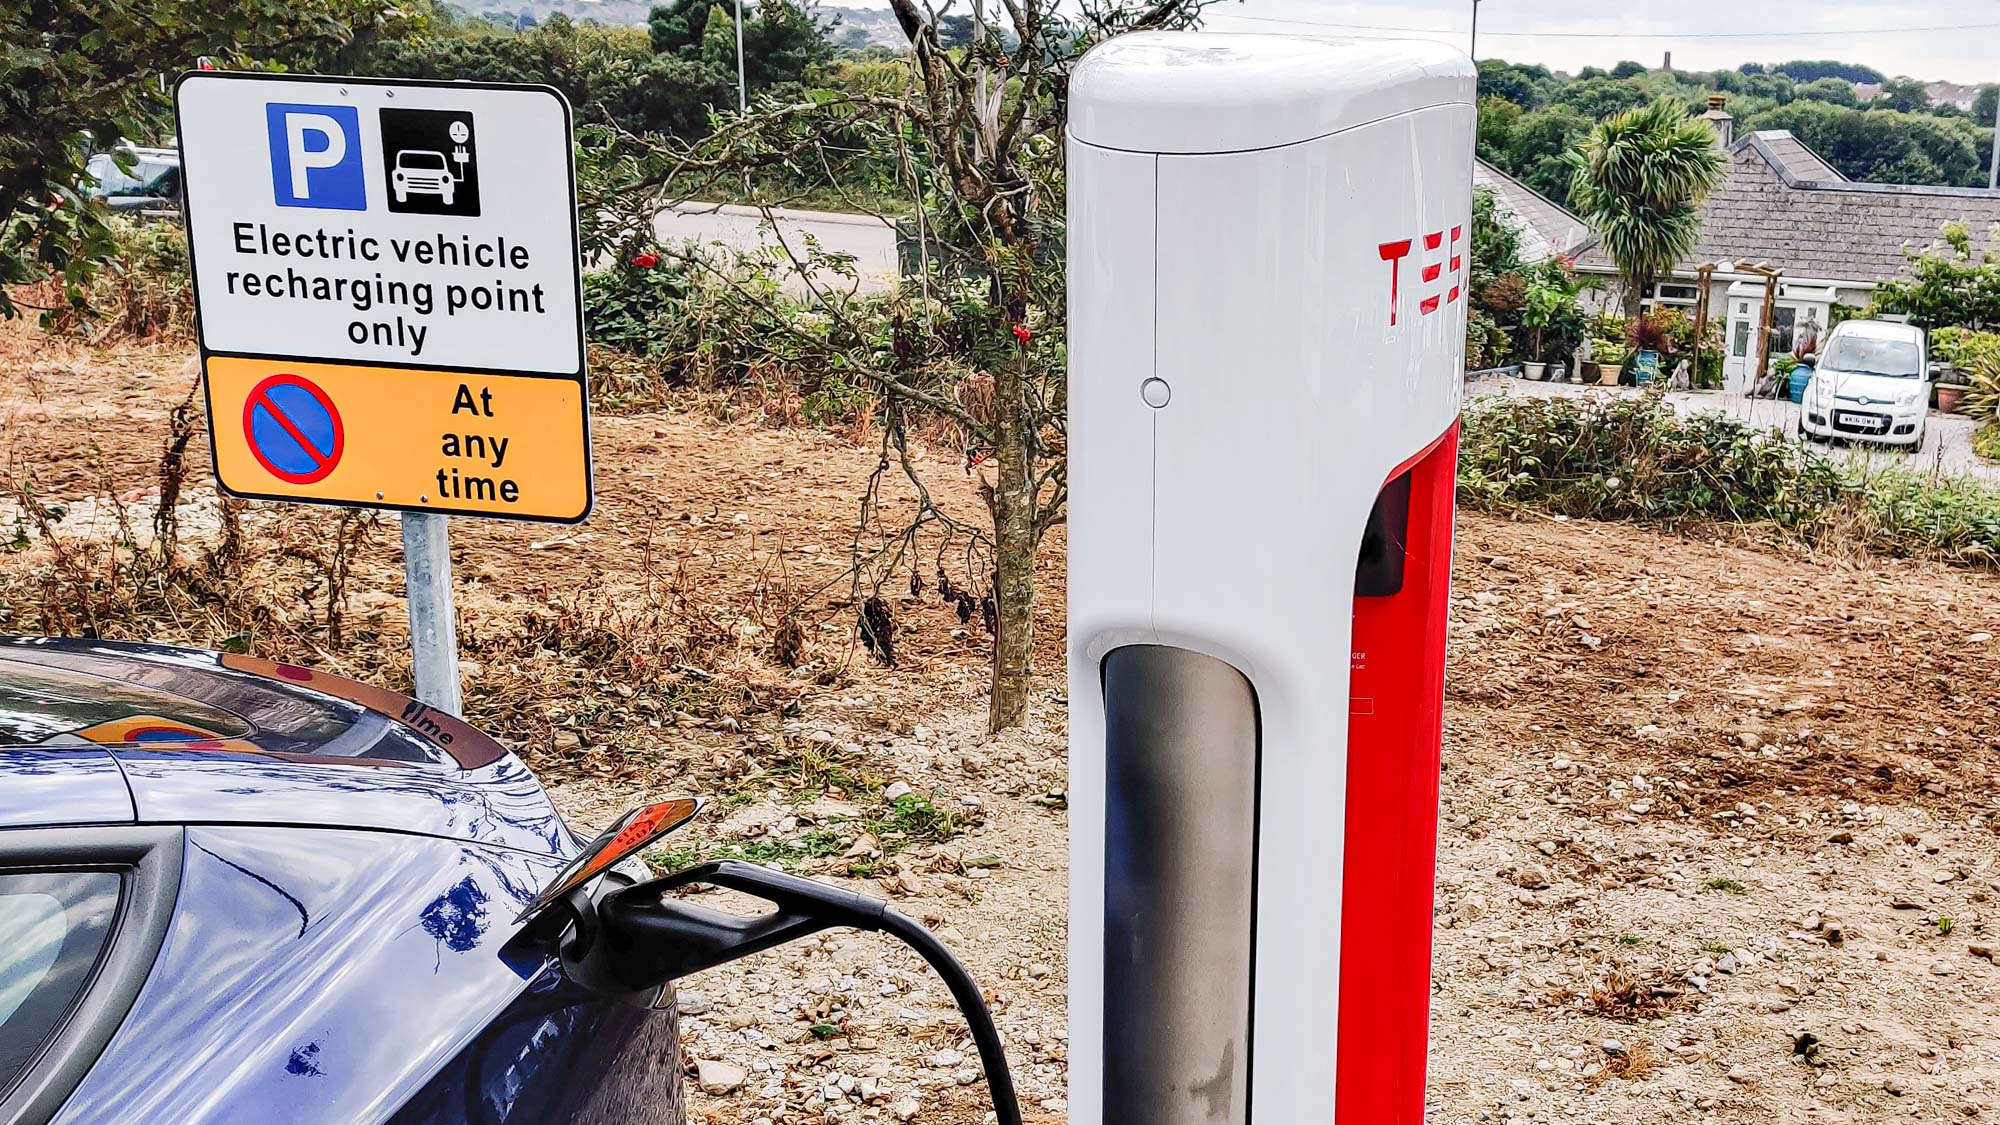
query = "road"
xmin=1470 ymin=373 xmax=2000 ymax=485
xmin=652 ymin=202 xmax=900 ymax=293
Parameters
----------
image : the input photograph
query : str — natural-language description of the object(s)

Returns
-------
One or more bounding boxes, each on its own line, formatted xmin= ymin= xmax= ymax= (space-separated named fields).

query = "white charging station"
xmin=1066 ymin=32 xmax=1475 ymax=1123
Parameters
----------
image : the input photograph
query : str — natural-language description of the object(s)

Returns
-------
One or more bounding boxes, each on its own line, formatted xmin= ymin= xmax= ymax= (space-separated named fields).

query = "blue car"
xmin=0 ymin=637 xmax=684 ymax=1124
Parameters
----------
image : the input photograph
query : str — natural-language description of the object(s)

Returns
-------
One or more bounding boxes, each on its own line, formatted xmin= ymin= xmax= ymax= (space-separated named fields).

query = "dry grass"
xmin=1580 ymin=963 xmax=1699 ymax=1024
xmin=1585 ymin=1040 xmax=1664 ymax=1084
xmin=0 ymin=402 xmax=820 ymax=786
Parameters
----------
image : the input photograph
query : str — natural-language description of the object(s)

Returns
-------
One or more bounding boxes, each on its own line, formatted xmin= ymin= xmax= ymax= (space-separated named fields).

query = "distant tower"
xmin=1663 ymin=50 xmax=1672 ymax=72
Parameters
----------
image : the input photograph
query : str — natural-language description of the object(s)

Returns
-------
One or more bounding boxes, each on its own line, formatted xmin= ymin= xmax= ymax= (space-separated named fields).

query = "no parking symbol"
xmin=243 ymin=373 xmax=344 ymax=484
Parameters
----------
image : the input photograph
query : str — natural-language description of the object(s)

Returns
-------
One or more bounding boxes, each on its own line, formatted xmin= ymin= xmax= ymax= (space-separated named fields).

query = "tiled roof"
xmin=1472 ymin=158 xmax=1596 ymax=263
xmin=1745 ymin=130 xmax=1844 ymax=184
xmin=1576 ymin=131 xmax=2000 ymax=283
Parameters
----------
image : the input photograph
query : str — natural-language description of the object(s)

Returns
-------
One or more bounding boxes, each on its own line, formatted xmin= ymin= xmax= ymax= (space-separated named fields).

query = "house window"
xmin=1641 ymin=282 xmax=1699 ymax=311
xmin=1770 ymin=307 xmax=1798 ymax=355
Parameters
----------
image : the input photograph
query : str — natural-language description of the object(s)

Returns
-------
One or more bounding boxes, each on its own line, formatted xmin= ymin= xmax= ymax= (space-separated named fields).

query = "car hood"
xmin=1814 ymin=368 xmax=1924 ymax=405
xmin=0 ymin=638 xmax=575 ymax=857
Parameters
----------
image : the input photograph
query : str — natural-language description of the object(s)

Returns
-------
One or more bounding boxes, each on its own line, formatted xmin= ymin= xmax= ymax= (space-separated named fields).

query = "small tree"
xmin=1869 ymin=220 xmax=2000 ymax=329
xmin=592 ymin=0 xmax=1213 ymax=731
xmin=0 ymin=0 xmax=420 ymax=320
xmin=1567 ymin=98 xmax=1724 ymax=316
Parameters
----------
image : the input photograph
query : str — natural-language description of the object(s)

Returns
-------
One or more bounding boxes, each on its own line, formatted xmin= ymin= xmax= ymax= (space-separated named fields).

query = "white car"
xmin=1799 ymin=320 xmax=1929 ymax=451
xmin=391 ymin=149 xmax=455 ymax=206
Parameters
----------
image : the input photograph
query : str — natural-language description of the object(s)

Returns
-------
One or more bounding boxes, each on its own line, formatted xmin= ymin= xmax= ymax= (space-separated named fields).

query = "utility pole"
xmin=735 ymin=0 xmax=748 ymax=113
xmin=1470 ymin=0 xmax=1480 ymax=62
xmin=1988 ymin=85 xmax=1999 ymax=189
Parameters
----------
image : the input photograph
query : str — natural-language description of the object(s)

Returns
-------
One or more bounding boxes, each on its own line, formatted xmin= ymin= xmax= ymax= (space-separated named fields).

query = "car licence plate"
xmin=1835 ymin=411 xmax=1885 ymax=432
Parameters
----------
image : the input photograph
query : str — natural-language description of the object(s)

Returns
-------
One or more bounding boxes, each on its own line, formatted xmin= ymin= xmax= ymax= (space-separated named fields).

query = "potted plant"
xmin=1936 ymin=363 xmax=1970 ymax=413
xmin=1589 ymin=332 xmax=1627 ymax=384
xmin=1520 ymin=278 xmax=1565 ymax=381
xmin=1627 ymin=310 xmax=1673 ymax=386
xmin=1927 ymin=327 xmax=1999 ymax=413
xmin=1583 ymin=311 xmax=1629 ymax=385
xmin=1773 ymin=354 xmax=1807 ymax=403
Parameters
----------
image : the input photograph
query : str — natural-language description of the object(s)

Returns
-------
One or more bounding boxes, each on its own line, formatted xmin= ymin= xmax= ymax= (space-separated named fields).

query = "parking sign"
xmin=175 ymin=73 xmax=590 ymax=523
xmin=265 ymin=103 xmax=366 ymax=210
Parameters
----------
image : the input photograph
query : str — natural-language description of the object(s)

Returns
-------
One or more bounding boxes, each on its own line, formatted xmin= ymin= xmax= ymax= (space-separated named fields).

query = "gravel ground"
xmin=545 ymin=510 xmax=2000 ymax=1125
xmin=1471 ymin=374 xmax=2000 ymax=486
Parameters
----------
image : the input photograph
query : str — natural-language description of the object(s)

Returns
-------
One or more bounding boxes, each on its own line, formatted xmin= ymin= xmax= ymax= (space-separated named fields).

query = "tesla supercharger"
xmin=1066 ymin=32 xmax=1474 ymax=1124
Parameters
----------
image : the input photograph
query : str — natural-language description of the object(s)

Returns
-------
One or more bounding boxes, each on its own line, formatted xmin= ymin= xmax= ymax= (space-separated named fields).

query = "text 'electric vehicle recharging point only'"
xmin=1065 ymin=32 xmax=1474 ymax=1124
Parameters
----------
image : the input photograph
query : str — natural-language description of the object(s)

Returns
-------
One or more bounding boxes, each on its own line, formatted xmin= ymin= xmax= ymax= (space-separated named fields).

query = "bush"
xmin=1459 ymin=392 xmax=2000 ymax=569
xmin=1973 ymin=422 xmax=2000 ymax=463
xmin=1466 ymin=308 xmax=1511 ymax=369
xmin=583 ymin=255 xmax=690 ymax=359
xmin=1957 ymin=352 xmax=2000 ymax=423
xmin=1459 ymin=394 xmax=1845 ymax=527
xmin=1857 ymin=470 xmax=2000 ymax=565
xmin=581 ymin=241 xmax=1015 ymax=435
xmin=1930 ymin=326 xmax=2000 ymax=382
xmin=63 ymin=218 xmax=192 ymax=341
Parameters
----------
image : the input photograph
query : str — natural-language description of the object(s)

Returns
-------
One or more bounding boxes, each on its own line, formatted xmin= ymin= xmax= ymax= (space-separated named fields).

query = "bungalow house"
xmin=1573 ymin=96 xmax=2000 ymax=390
xmin=1472 ymin=158 xmax=1595 ymax=264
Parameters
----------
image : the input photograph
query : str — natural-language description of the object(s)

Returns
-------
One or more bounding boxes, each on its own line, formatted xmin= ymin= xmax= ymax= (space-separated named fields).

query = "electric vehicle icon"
xmin=391 ymin=149 xmax=457 ymax=206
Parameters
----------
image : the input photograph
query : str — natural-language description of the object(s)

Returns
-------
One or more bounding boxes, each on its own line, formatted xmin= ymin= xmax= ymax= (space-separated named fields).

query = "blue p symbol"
xmin=266 ymin=103 xmax=365 ymax=211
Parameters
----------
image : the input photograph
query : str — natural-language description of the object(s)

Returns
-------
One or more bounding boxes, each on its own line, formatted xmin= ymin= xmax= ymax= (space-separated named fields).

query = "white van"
xmin=1799 ymin=319 xmax=1929 ymax=450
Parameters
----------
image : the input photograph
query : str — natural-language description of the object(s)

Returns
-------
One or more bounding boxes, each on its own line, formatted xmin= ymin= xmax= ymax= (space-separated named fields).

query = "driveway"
xmin=1469 ymin=374 xmax=2000 ymax=486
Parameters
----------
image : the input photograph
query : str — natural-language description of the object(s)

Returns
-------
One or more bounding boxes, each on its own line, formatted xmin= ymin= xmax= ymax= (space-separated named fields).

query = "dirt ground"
xmin=9 ymin=324 xmax=2000 ymax=1124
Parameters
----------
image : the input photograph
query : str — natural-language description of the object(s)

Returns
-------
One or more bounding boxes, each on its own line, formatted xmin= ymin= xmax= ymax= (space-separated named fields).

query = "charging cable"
xmin=591 ymin=860 xmax=1023 ymax=1125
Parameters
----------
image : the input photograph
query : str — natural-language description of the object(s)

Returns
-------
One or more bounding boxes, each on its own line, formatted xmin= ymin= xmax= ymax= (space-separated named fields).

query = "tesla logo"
xmin=1378 ymin=225 xmax=1464 ymax=326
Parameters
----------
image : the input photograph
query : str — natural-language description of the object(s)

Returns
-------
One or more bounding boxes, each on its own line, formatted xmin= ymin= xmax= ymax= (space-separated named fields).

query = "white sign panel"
xmin=175 ymin=74 xmax=583 ymax=376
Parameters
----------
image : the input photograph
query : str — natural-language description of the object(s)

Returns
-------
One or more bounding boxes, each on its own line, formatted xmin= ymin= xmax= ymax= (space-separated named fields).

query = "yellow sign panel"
xmin=206 ymin=356 xmax=591 ymax=522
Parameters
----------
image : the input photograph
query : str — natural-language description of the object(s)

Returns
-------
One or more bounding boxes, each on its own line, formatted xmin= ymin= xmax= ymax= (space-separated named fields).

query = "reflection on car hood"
xmin=0 ymin=638 xmax=574 ymax=857
xmin=1816 ymin=369 xmax=1920 ymax=402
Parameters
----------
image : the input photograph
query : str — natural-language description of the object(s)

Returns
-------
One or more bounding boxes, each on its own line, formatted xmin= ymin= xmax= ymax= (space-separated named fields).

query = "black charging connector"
xmin=567 ymin=860 xmax=1023 ymax=1125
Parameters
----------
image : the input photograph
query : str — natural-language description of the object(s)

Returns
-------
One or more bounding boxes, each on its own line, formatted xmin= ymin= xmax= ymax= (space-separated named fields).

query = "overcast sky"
xmin=1189 ymin=0 xmax=2000 ymax=84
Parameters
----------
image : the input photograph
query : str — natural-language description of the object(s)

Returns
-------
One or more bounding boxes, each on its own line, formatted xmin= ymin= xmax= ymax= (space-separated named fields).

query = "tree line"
xmin=1477 ymin=57 xmax=1997 ymax=206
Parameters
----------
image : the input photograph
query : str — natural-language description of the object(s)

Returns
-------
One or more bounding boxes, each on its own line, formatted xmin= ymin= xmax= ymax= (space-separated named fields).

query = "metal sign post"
xmin=401 ymin=512 xmax=462 ymax=714
xmin=175 ymin=73 xmax=592 ymax=714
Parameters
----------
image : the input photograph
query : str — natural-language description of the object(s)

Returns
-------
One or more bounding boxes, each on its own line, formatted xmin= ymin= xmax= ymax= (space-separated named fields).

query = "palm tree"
xmin=1568 ymin=98 xmax=1725 ymax=316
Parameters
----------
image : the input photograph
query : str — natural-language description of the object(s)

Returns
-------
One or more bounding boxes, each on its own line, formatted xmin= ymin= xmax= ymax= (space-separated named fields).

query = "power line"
xmin=1214 ymin=12 xmax=2000 ymax=40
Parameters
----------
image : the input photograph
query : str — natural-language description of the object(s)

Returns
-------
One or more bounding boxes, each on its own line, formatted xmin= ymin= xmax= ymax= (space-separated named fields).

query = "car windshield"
xmin=1819 ymin=336 xmax=1923 ymax=378
xmin=83 ymin=154 xmax=175 ymax=198
xmin=400 ymin=152 xmax=447 ymax=170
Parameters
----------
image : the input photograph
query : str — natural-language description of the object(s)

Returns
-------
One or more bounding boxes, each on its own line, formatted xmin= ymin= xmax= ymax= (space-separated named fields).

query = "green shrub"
xmin=583 ymin=256 xmax=689 ymax=359
xmin=1974 ymin=422 xmax=2000 ymax=462
xmin=580 ymin=242 xmax=1016 ymax=435
xmin=1459 ymin=392 xmax=2000 ymax=570
xmin=65 ymin=217 xmax=192 ymax=340
xmin=1459 ymin=393 xmax=1845 ymax=527
xmin=1958 ymin=353 xmax=2000 ymax=424
xmin=1929 ymin=326 xmax=2000 ymax=373
xmin=1855 ymin=470 xmax=2000 ymax=565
